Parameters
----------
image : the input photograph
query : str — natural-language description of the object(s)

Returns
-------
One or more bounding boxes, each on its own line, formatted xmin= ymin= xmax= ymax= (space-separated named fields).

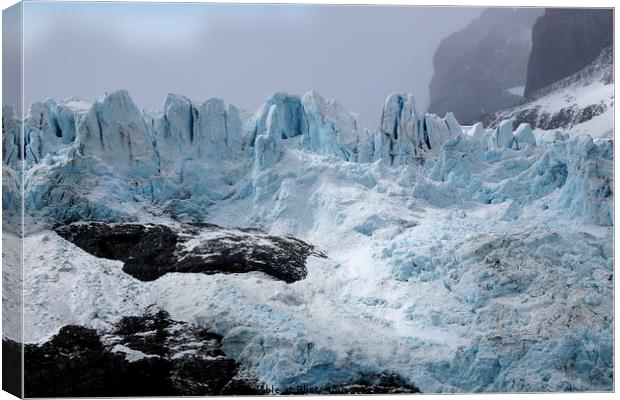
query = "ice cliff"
xmin=8 ymin=89 xmax=611 ymax=228
xmin=9 ymin=90 xmax=446 ymax=222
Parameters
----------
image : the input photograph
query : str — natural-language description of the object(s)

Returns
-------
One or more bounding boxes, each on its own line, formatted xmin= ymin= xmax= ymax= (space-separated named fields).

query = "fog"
xmin=20 ymin=2 xmax=483 ymax=128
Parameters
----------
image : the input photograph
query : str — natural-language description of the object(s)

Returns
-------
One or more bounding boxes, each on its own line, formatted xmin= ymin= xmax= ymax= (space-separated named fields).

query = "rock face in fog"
xmin=476 ymin=46 xmax=613 ymax=135
xmin=429 ymin=8 xmax=542 ymax=122
xmin=524 ymin=8 xmax=613 ymax=98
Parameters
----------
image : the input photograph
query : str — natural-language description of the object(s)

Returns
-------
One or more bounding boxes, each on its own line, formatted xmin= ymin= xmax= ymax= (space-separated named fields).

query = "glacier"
xmin=2 ymin=88 xmax=614 ymax=393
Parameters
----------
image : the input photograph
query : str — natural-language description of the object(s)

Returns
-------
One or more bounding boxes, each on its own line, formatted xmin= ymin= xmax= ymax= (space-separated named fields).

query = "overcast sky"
xmin=19 ymin=2 xmax=483 ymax=128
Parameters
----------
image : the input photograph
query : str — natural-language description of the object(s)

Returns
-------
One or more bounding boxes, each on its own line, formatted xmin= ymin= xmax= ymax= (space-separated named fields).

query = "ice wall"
xmin=4 ymin=90 xmax=612 ymax=228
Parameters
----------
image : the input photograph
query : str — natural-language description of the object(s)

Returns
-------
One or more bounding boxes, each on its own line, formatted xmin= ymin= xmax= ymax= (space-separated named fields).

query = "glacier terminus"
xmin=2 ymin=86 xmax=613 ymax=394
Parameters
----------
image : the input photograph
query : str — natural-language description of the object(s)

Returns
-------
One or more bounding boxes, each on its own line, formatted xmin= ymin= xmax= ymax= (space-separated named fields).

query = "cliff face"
xmin=429 ymin=8 xmax=542 ymax=123
xmin=472 ymin=47 xmax=613 ymax=136
xmin=524 ymin=8 xmax=613 ymax=98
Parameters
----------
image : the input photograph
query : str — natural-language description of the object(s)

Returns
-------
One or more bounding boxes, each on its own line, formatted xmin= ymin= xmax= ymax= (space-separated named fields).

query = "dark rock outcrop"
xmin=477 ymin=101 xmax=609 ymax=132
xmin=16 ymin=309 xmax=421 ymax=397
xmin=280 ymin=371 xmax=421 ymax=394
xmin=524 ymin=8 xmax=613 ymax=98
xmin=472 ymin=46 xmax=612 ymax=131
xmin=22 ymin=309 xmax=266 ymax=397
xmin=429 ymin=8 xmax=542 ymax=122
xmin=2 ymin=338 xmax=22 ymax=397
xmin=55 ymin=222 xmax=323 ymax=283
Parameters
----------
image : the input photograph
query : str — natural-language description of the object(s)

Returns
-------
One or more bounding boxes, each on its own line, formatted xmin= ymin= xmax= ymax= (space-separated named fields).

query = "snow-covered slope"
xmin=475 ymin=47 xmax=613 ymax=139
xmin=3 ymin=87 xmax=614 ymax=393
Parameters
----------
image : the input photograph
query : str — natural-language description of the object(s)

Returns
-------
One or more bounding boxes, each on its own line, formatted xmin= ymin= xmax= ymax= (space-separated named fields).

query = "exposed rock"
xmin=16 ymin=309 xmax=421 ymax=396
xmin=54 ymin=222 xmax=323 ymax=283
xmin=280 ymin=371 xmax=421 ymax=394
xmin=429 ymin=8 xmax=542 ymax=122
xmin=2 ymin=338 xmax=21 ymax=397
xmin=524 ymin=8 xmax=613 ymax=97
xmin=21 ymin=309 xmax=266 ymax=397
xmin=473 ymin=47 xmax=613 ymax=133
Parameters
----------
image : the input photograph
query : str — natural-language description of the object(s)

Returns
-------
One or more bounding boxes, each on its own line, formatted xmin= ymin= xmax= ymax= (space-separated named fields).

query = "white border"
xmin=0 ymin=1 xmax=616 ymax=400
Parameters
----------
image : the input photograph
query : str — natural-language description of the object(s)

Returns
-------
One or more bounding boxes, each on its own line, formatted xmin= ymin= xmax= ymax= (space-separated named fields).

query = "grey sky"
xmin=20 ymin=2 xmax=483 ymax=128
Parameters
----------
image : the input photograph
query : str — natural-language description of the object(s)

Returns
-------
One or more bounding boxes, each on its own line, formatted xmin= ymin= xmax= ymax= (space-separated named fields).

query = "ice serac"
xmin=154 ymin=93 xmax=194 ymax=168
xmin=513 ymin=123 xmax=535 ymax=150
xmin=374 ymin=93 xmax=461 ymax=166
xmin=491 ymin=120 xmax=536 ymax=151
xmin=466 ymin=122 xmax=488 ymax=145
xmin=423 ymin=113 xmax=455 ymax=153
xmin=2 ymin=105 xmax=20 ymax=169
xmin=300 ymin=91 xmax=372 ymax=163
xmin=24 ymin=100 xmax=65 ymax=166
xmin=25 ymin=149 xmax=139 ymax=223
xmin=444 ymin=112 xmax=463 ymax=136
xmin=251 ymin=92 xmax=373 ymax=164
xmin=193 ymin=97 xmax=245 ymax=161
xmin=55 ymin=101 xmax=79 ymax=144
xmin=75 ymin=90 xmax=158 ymax=177
xmin=251 ymin=93 xmax=306 ymax=143
xmin=556 ymin=136 xmax=613 ymax=226
xmin=254 ymin=105 xmax=284 ymax=169
xmin=494 ymin=119 xmax=515 ymax=148
xmin=374 ymin=93 xmax=422 ymax=165
xmin=184 ymin=98 xmax=249 ymax=193
xmin=152 ymin=94 xmax=250 ymax=207
xmin=2 ymin=105 xmax=21 ymax=214
xmin=251 ymin=93 xmax=304 ymax=170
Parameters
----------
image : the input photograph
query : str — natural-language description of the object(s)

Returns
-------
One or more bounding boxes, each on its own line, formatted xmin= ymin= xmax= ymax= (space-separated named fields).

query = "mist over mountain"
xmin=428 ymin=8 xmax=542 ymax=123
xmin=471 ymin=8 xmax=613 ymax=135
xmin=524 ymin=8 xmax=613 ymax=98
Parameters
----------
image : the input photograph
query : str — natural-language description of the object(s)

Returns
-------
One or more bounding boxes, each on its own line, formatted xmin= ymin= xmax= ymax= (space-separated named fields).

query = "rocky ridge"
xmin=21 ymin=309 xmax=265 ymax=397
xmin=473 ymin=47 xmax=613 ymax=134
xmin=524 ymin=8 xmax=613 ymax=97
xmin=9 ymin=309 xmax=420 ymax=396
